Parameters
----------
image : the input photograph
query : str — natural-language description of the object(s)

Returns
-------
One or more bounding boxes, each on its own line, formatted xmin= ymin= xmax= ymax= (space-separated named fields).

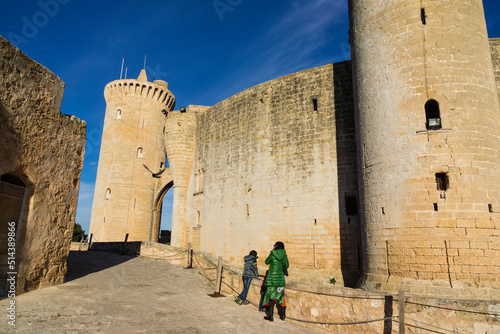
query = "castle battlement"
xmin=104 ymin=70 xmax=175 ymax=110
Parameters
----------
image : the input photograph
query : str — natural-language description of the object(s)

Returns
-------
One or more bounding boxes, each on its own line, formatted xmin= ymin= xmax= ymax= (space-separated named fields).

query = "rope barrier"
xmin=220 ymin=275 xmax=398 ymax=327
xmin=287 ymin=316 xmax=398 ymax=326
xmin=286 ymin=287 xmax=389 ymax=300
xmin=192 ymin=253 xmax=218 ymax=271
xmin=222 ymin=279 xmax=240 ymax=295
xmin=143 ymin=255 xmax=188 ymax=261
xmin=403 ymin=317 xmax=469 ymax=334
xmin=182 ymin=251 xmax=497 ymax=330
xmin=406 ymin=299 xmax=500 ymax=317
xmin=193 ymin=255 xmax=218 ymax=270
xmin=192 ymin=262 xmax=215 ymax=282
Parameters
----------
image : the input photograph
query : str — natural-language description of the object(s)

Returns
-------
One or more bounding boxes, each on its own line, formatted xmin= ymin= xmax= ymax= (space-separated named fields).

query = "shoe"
xmin=264 ymin=316 xmax=274 ymax=322
xmin=242 ymin=300 xmax=250 ymax=305
xmin=235 ymin=297 xmax=241 ymax=305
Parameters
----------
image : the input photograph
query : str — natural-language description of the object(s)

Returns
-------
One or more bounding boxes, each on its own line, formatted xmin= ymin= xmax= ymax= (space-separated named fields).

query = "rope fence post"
xmin=187 ymin=242 xmax=193 ymax=269
xmin=88 ymin=233 xmax=93 ymax=249
xmin=215 ymin=256 xmax=223 ymax=295
xmin=121 ymin=233 xmax=129 ymax=255
xmin=399 ymin=290 xmax=405 ymax=334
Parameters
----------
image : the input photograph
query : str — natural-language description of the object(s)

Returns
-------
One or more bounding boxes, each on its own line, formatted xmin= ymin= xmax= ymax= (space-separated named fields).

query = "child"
xmin=235 ymin=250 xmax=259 ymax=305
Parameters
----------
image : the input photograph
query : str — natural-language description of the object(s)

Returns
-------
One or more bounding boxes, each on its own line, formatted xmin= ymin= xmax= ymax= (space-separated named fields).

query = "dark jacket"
xmin=242 ymin=254 xmax=259 ymax=278
xmin=264 ymin=249 xmax=289 ymax=287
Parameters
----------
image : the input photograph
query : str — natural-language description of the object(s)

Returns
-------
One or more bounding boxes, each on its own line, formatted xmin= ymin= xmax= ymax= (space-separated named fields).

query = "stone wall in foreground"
xmin=0 ymin=36 xmax=86 ymax=294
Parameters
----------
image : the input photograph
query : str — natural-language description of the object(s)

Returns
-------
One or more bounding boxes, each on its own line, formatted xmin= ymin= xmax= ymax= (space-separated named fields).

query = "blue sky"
xmin=1 ymin=0 xmax=499 ymax=235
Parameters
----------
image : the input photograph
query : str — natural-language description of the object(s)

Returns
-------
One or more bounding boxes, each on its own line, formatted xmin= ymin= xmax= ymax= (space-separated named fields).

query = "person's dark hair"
xmin=274 ymin=241 xmax=285 ymax=250
xmin=249 ymin=250 xmax=257 ymax=256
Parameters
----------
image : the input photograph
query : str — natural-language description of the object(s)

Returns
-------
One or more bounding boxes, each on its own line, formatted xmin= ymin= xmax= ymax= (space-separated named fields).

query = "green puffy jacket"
xmin=264 ymin=249 xmax=289 ymax=287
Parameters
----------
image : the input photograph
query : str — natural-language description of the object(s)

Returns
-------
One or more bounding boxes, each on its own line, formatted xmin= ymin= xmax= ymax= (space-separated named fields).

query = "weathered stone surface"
xmin=190 ymin=62 xmax=361 ymax=287
xmin=350 ymin=0 xmax=500 ymax=298
xmin=89 ymin=3 xmax=500 ymax=300
xmin=0 ymin=35 xmax=86 ymax=295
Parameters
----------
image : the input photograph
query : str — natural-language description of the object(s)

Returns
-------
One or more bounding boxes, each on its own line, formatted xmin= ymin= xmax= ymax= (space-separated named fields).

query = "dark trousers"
xmin=265 ymin=299 xmax=286 ymax=320
xmin=238 ymin=276 xmax=253 ymax=301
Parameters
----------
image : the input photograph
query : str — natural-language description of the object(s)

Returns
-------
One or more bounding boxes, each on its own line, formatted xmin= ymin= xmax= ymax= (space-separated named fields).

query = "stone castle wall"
xmin=187 ymin=62 xmax=362 ymax=286
xmin=350 ymin=0 xmax=500 ymax=298
xmin=88 ymin=6 xmax=500 ymax=299
xmin=165 ymin=105 xmax=207 ymax=247
xmin=491 ymin=38 xmax=500 ymax=97
xmin=0 ymin=36 xmax=86 ymax=294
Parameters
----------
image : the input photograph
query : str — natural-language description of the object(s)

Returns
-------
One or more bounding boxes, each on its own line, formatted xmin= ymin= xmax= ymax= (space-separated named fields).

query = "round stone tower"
xmin=349 ymin=0 xmax=500 ymax=297
xmin=89 ymin=70 xmax=175 ymax=242
xmin=164 ymin=105 xmax=204 ymax=248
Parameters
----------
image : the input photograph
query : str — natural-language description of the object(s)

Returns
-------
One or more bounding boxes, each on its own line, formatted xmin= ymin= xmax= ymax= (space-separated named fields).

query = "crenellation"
xmin=85 ymin=2 xmax=500 ymax=301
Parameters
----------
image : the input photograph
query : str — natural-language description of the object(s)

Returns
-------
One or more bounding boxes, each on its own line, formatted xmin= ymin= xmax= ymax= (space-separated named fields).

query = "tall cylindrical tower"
xmin=164 ymin=105 xmax=201 ymax=248
xmin=350 ymin=0 xmax=500 ymax=297
xmin=89 ymin=70 xmax=175 ymax=242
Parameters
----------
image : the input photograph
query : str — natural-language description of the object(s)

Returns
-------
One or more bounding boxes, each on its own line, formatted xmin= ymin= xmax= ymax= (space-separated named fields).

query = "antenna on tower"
xmin=120 ymin=58 xmax=124 ymax=79
xmin=144 ymin=54 xmax=147 ymax=70
xmin=125 ymin=67 xmax=128 ymax=79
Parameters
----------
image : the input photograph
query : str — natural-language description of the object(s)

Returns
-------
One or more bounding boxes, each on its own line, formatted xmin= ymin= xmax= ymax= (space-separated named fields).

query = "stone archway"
xmin=0 ymin=174 xmax=26 ymax=296
xmin=151 ymin=180 xmax=174 ymax=242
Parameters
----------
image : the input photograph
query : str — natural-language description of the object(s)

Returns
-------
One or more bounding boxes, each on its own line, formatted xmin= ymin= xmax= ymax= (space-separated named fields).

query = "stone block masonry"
xmin=89 ymin=70 xmax=175 ymax=242
xmin=89 ymin=2 xmax=500 ymax=300
xmin=0 ymin=35 xmax=86 ymax=295
xmin=350 ymin=0 xmax=500 ymax=298
xmin=190 ymin=62 xmax=361 ymax=287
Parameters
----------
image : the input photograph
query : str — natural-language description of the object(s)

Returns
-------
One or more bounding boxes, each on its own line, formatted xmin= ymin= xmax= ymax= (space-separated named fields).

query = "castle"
xmin=90 ymin=1 xmax=500 ymax=298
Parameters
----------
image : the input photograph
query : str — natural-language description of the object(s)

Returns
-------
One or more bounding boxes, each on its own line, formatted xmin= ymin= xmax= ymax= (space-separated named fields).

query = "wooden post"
xmin=187 ymin=242 xmax=193 ymax=268
xmin=121 ymin=233 xmax=129 ymax=255
xmin=399 ymin=291 xmax=405 ymax=334
xmin=215 ymin=256 xmax=223 ymax=295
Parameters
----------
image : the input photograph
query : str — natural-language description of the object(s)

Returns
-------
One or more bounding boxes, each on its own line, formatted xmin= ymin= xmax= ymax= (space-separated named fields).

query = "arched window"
xmin=105 ymin=188 xmax=111 ymax=200
xmin=116 ymin=109 xmax=122 ymax=119
xmin=425 ymin=99 xmax=442 ymax=130
xmin=137 ymin=147 xmax=143 ymax=158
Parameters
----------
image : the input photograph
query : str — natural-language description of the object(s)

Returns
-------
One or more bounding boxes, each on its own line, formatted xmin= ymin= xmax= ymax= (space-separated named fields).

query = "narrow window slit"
xmin=421 ymin=8 xmax=426 ymax=25
xmin=434 ymin=203 xmax=438 ymax=211
xmin=345 ymin=194 xmax=358 ymax=216
xmin=312 ymin=98 xmax=318 ymax=112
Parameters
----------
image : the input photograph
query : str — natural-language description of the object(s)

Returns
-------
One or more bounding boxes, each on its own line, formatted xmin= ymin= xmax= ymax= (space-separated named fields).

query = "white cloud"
xmin=206 ymin=0 xmax=348 ymax=102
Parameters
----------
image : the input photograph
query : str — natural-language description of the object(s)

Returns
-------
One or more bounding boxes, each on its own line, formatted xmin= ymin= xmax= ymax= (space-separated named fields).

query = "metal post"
xmin=399 ymin=291 xmax=405 ymax=334
xmin=215 ymin=256 xmax=223 ymax=295
xmin=121 ymin=233 xmax=129 ymax=255
xmin=88 ymin=233 xmax=93 ymax=249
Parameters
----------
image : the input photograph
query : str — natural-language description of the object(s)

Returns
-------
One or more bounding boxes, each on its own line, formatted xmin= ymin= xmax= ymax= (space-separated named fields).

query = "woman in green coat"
xmin=263 ymin=241 xmax=289 ymax=321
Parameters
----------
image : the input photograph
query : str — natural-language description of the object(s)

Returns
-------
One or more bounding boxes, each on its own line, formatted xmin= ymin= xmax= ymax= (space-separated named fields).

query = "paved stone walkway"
xmin=0 ymin=251 xmax=318 ymax=333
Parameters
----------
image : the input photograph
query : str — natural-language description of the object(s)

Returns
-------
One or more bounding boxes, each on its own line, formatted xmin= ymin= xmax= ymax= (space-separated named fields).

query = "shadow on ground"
xmin=65 ymin=251 xmax=134 ymax=282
